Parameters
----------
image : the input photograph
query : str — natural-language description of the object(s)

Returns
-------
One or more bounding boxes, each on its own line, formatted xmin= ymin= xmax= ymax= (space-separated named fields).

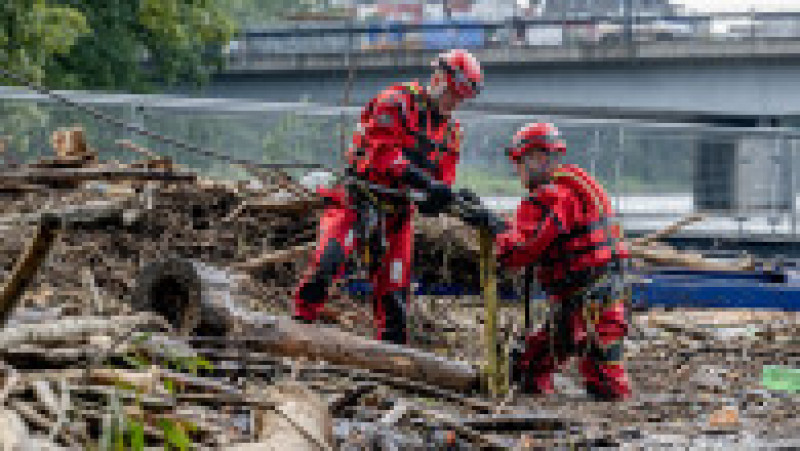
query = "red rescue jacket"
xmin=496 ymin=164 xmax=629 ymax=298
xmin=346 ymin=82 xmax=461 ymax=192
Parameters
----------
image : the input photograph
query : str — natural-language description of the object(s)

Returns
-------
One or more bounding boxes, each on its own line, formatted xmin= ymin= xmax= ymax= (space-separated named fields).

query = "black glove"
xmin=456 ymin=188 xmax=482 ymax=206
xmin=454 ymin=189 xmax=508 ymax=236
xmin=402 ymin=165 xmax=455 ymax=214
xmin=464 ymin=206 xmax=507 ymax=236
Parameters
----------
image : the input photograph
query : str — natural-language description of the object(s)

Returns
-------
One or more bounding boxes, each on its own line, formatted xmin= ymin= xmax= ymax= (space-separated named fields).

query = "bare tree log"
xmin=131 ymin=259 xmax=481 ymax=392
xmin=0 ymin=167 xmax=195 ymax=188
xmin=0 ymin=314 xmax=168 ymax=350
xmin=233 ymin=244 xmax=314 ymax=270
xmin=631 ymin=214 xmax=704 ymax=247
xmin=238 ymin=197 xmax=323 ymax=214
xmin=629 ymin=245 xmax=755 ymax=271
xmin=0 ymin=218 xmax=60 ymax=326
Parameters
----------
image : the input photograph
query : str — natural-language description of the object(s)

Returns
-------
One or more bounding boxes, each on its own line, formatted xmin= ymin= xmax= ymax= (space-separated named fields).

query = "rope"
xmin=0 ymin=66 xmax=439 ymax=216
xmin=0 ymin=67 xmax=323 ymax=170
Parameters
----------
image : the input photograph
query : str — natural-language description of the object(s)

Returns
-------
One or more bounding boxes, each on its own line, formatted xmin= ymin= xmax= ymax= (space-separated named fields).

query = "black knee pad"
xmin=298 ymin=240 xmax=345 ymax=304
xmin=379 ymin=290 xmax=408 ymax=344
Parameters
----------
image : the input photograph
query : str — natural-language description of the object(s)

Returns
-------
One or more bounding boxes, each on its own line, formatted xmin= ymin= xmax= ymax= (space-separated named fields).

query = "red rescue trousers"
xmin=517 ymin=293 xmax=631 ymax=400
xmin=294 ymin=188 xmax=414 ymax=344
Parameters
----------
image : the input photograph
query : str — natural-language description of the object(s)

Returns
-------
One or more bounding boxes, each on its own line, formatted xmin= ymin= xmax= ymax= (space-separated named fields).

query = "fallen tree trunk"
xmin=131 ymin=259 xmax=480 ymax=392
xmin=0 ymin=167 xmax=196 ymax=187
xmin=629 ymin=244 xmax=755 ymax=271
xmin=0 ymin=314 xmax=168 ymax=350
xmin=631 ymin=214 xmax=704 ymax=247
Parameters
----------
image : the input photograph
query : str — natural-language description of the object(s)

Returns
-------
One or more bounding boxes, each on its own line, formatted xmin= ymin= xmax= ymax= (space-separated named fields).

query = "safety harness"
xmin=346 ymin=82 xmax=456 ymax=277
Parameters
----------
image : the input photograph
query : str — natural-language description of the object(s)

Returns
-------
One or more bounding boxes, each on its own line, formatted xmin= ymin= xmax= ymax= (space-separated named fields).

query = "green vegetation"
xmin=97 ymin=332 xmax=214 ymax=451
xmin=3 ymin=0 xmax=235 ymax=92
xmin=455 ymin=166 xmax=525 ymax=197
xmin=1 ymin=0 xmax=89 ymax=85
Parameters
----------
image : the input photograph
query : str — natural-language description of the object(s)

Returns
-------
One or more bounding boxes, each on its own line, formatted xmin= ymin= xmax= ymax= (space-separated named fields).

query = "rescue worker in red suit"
xmin=293 ymin=50 xmax=484 ymax=344
xmin=498 ymin=123 xmax=633 ymax=400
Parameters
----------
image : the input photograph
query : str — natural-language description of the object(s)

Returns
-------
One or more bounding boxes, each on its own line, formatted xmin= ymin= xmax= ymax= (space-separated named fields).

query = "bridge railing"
xmin=2 ymin=88 xmax=800 ymax=239
xmin=223 ymin=11 xmax=800 ymax=63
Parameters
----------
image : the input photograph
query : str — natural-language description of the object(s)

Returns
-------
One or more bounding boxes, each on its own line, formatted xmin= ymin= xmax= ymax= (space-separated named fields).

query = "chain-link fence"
xmin=2 ymin=88 xmax=799 ymax=240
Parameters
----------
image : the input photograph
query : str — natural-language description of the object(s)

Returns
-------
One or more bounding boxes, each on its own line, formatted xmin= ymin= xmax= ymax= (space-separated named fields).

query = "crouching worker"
xmin=497 ymin=123 xmax=632 ymax=401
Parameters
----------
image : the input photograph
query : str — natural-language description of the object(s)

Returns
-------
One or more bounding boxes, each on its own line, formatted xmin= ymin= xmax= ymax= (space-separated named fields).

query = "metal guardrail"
xmin=224 ymin=11 xmax=800 ymax=60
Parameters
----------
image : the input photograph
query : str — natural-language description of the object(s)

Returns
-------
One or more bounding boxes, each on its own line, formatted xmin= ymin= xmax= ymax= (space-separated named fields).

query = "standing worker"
xmin=496 ymin=123 xmax=633 ymax=400
xmin=293 ymin=50 xmax=484 ymax=345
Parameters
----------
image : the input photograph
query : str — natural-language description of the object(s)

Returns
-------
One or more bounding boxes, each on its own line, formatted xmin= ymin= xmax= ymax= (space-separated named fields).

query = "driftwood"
xmin=132 ymin=259 xmax=481 ymax=392
xmin=0 ymin=314 xmax=168 ymax=350
xmin=0 ymin=406 xmax=66 ymax=450
xmin=234 ymin=243 xmax=314 ymax=270
xmin=51 ymin=127 xmax=94 ymax=160
xmin=0 ymin=167 xmax=196 ymax=188
xmin=225 ymin=196 xmax=322 ymax=222
xmin=408 ymin=405 xmax=506 ymax=450
xmin=0 ymin=202 xmax=144 ymax=327
xmin=232 ymin=382 xmax=334 ymax=451
xmin=240 ymin=197 xmax=323 ymax=214
xmin=631 ymin=214 xmax=704 ymax=247
xmin=0 ymin=218 xmax=60 ymax=326
xmin=30 ymin=155 xmax=96 ymax=169
xmin=114 ymin=139 xmax=161 ymax=160
xmin=629 ymin=244 xmax=755 ymax=271
xmin=415 ymin=212 xmax=755 ymax=272
xmin=0 ymin=200 xmax=136 ymax=229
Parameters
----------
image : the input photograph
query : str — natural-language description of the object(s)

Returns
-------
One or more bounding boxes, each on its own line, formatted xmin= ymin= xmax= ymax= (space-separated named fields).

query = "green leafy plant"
xmin=97 ymin=332 xmax=215 ymax=450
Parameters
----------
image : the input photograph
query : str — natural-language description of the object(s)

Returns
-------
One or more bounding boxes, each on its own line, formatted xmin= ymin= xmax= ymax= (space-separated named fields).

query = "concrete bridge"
xmin=202 ymin=39 xmax=800 ymax=125
xmin=185 ymin=34 xmax=800 ymax=239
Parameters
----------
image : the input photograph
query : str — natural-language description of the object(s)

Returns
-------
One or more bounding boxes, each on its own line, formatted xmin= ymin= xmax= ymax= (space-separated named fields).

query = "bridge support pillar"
xmin=694 ymin=118 xmax=792 ymax=214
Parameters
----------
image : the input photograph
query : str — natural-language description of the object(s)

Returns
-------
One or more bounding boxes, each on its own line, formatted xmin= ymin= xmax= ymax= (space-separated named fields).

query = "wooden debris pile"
xmin=0 ymin=125 xmax=796 ymax=448
xmin=628 ymin=214 xmax=756 ymax=271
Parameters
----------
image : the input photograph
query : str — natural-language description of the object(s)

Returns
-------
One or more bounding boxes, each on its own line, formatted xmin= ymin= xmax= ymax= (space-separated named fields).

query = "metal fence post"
xmin=616 ymin=125 xmax=624 ymax=209
xmin=770 ymin=135 xmax=781 ymax=237
xmin=590 ymin=128 xmax=600 ymax=175
xmin=792 ymin=138 xmax=798 ymax=238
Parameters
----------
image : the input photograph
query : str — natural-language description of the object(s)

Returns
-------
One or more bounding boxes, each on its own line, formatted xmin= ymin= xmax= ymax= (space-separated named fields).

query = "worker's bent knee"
xmin=298 ymin=240 xmax=345 ymax=304
xmin=379 ymin=291 xmax=408 ymax=344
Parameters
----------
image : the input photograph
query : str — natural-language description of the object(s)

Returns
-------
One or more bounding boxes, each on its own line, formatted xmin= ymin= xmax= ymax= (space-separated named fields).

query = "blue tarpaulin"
xmin=345 ymin=267 xmax=800 ymax=311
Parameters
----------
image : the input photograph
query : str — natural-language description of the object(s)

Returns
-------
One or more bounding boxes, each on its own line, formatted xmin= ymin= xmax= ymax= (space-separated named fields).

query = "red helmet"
xmin=507 ymin=123 xmax=566 ymax=162
xmin=432 ymin=49 xmax=483 ymax=100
